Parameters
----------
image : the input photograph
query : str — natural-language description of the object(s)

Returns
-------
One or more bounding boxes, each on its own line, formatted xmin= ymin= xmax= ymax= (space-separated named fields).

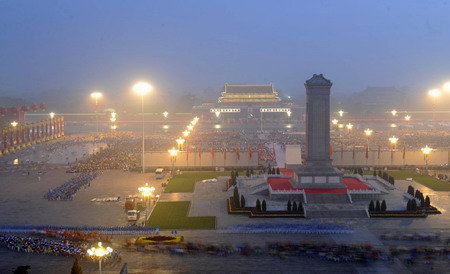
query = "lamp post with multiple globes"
xmin=421 ymin=145 xmax=432 ymax=172
xmin=87 ymin=242 xmax=113 ymax=274
xmin=90 ymin=92 xmax=103 ymax=134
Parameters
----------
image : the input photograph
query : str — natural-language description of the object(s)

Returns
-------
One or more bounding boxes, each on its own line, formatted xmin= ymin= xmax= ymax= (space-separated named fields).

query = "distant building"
xmin=193 ymin=83 xmax=302 ymax=125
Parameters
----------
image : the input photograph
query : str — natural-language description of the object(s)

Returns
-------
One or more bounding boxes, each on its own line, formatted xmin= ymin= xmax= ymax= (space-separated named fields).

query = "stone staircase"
xmin=305 ymin=193 xmax=351 ymax=204
xmin=305 ymin=204 xmax=368 ymax=218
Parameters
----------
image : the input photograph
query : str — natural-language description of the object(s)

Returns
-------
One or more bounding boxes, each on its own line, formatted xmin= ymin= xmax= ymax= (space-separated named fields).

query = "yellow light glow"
xmin=443 ymin=82 xmax=450 ymax=92
xmin=163 ymin=111 xmax=168 ymax=118
xmin=133 ymin=82 xmax=152 ymax=96
xmin=404 ymin=115 xmax=411 ymax=121
xmin=391 ymin=110 xmax=397 ymax=117
xmin=111 ymin=112 xmax=117 ymax=118
xmin=346 ymin=123 xmax=353 ymax=130
xmin=182 ymin=130 xmax=190 ymax=137
xmin=187 ymin=124 xmax=194 ymax=131
xmin=421 ymin=145 xmax=432 ymax=155
xmin=428 ymin=88 xmax=441 ymax=98
xmin=90 ymin=91 xmax=103 ymax=99
xmin=364 ymin=128 xmax=373 ymax=136
xmin=111 ymin=125 xmax=117 ymax=130
xmin=214 ymin=124 xmax=221 ymax=129
xmin=389 ymin=136 xmax=399 ymax=145
xmin=338 ymin=124 xmax=344 ymax=129
xmin=193 ymin=116 xmax=200 ymax=122
xmin=338 ymin=110 xmax=344 ymax=117
xmin=138 ymin=183 xmax=155 ymax=197
xmin=49 ymin=112 xmax=55 ymax=119
xmin=87 ymin=242 xmax=112 ymax=258
xmin=168 ymin=147 xmax=179 ymax=156
xmin=163 ymin=125 xmax=169 ymax=129
xmin=286 ymin=111 xmax=292 ymax=117
xmin=176 ymin=137 xmax=185 ymax=145
xmin=215 ymin=111 xmax=220 ymax=118
xmin=110 ymin=117 xmax=116 ymax=122
xmin=286 ymin=124 xmax=292 ymax=128
xmin=11 ymin=121 xmax=18 ymax=127
xmin=390 ymin=124 xmax=397 ymax=128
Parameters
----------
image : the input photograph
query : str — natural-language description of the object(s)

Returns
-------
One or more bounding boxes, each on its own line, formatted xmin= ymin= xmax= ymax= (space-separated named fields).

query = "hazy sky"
xmin=1 ymin=0 xmax=450 ymax=98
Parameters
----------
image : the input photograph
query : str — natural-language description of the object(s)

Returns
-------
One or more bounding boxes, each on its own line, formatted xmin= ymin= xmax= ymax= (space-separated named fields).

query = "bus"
xmin=155 ymin=168 xmax=164 ymax=179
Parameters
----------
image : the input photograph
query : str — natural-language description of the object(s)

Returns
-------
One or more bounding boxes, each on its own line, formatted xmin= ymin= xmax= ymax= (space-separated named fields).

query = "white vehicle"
xmin=201 ymin=178 xmax=218 ymax=183
xmin=155 ymin=168 xmax=164 ymax=179
xmin=127 ymin=210 xmax=140 ymax=221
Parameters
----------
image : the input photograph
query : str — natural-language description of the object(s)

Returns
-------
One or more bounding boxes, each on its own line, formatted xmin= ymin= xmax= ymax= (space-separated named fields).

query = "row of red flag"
xmin=184 ymin=144 xmax=277 ymax=161
xmin=330 ymin=144 xmax=408 ymax=159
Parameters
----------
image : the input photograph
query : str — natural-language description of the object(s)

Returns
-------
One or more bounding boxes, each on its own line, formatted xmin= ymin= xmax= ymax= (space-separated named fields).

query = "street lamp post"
xmin=389 ymin=136 xmax=398 ymax=165
xmin=133 ymin=82 xmax=152 ymax=174
xmin=138 ymin=183 xmax=155 ymax=225
xmin=346 ymin=123 xmax=353 ymax=134
xmin=331 ymin=119 xmax=339 ymax=127
xmin=176 ymin=137 xmax=185 ymax=150
xmin=90 ymin=92 xmax=103 ymax=134
xmin=428 ymin=89 xmax=441 ymax=121
xmin=168 ymin=147 xmax=179 ymax=175
xmin=421 ymin=145 xmax=432 ymax=171
xmin=338 ymin=110 xmax=344 ymax=117
xmin=87 ymin=242 xmax=113 ymax=274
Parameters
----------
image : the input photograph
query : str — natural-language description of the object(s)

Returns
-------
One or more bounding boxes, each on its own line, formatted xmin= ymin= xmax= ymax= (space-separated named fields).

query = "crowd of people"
xmin=0 ymin=234 xmax=89 ymax=257
xmin=44 ymin=172 xmax=99 ymax=201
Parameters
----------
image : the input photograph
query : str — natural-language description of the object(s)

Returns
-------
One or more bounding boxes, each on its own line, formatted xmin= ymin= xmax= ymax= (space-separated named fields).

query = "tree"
xmin=233 ymin=187 xmax=240 ymax=208
xmin=358 ymin=168 xmax=363 ymax=176
xmin=250 ymin=169 xmax=254 ymax=175
xmin=369 ymin=200 xmax=375 ymax=211
xmin=287 ymin=200 xmax=292 ymax=212
xmin=246 ymin=169 xmax=250 ymax=177
xmin=425 ymin=196 xmax=431 ymax=207
xmin=256 ymin=199 xmax=261 ymax=212
xmin=389 ymin=176 xmax=395 ymax=185
xmin=298 ymin=201 xmax=303 ymax=213
xmin=378 ymin=170 xmax=382 ymax=177
xmin=353 ymin=169 xmax=358 ymax=174
xmin=240 ymin=195 xmax=246 ymax=208
xmin=375 ymin=200 xmax=381 ymax=211
xmin=373 ymin=170 xmax=377 ymax=177
xmin=71 ymin=257 xmax=83 ymax=274
xmin=293 ymin=201 xmax=298 ymax=212
xmin=276 ymin=167 xmax=280 ymax=175
xmin=262 ymin=200 xmax=267 ymax=212
xmin=235 ymin=171 xmax=239 ymax=177
xmin=381 ymin=200 xmax=387 ymax=211
xmin=411 ymin=199 xmax=417 ymax=211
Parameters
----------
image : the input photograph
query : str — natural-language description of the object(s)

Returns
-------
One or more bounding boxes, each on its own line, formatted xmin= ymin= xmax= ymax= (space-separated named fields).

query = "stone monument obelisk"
xmin=292 ymin=74 xmax=345 ymax=188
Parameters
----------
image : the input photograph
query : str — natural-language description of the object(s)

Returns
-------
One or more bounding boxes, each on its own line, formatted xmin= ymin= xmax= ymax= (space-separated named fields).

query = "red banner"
xmin=223 ymin=147 xmax=227 ymax=160
xmin=248 ymin=145 xmax=252 ymax=159
xmin=211 ymin=147 xmax=214 ymax=160
xmin=365 ymin=145 xmax=369 ymax=159
xmin=403 ymin=145 xmax=406 ymax=159
xmin=377 ymin=145 xmax=381 ymax=159
xmin=272 ymin=143 xmax=276 ymax=158
xmin=236 ymin=145 xmax=240 ymax=160
xmin=198 ymin=146 xmax=202 ymax=159
xmin=329 ymin=144 xmax=333 ymax=156
xmin=186 ymin=146 xmax=189 ymax=160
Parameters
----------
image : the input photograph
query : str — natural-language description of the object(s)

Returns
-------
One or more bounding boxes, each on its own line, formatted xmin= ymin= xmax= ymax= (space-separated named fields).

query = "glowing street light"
xmin=286 ymin=110 xmax=292 ymax=117
xmin=404 ymin=115 xmax=411 ymax=121
xmin=187 ymin=124 xmax=194 ymax=131
xmin=364 ymin=128 xmax=373 ymax=136
xmin=421 ymin=145 xmax=432 ymax=170
xmin=389 ymin=136 xmax=399 ymax=149
xmin=138 ymin=183 xmax=155 ymax=224
xmin=163 ymin=111 xmax=168 ymax=118
xmin=168 ymin=147 xmax=179 ymax=174
xmin=193 ymin=116 xmax=200 ymax=122
xmin=133 ymin=82 xmax=153 ymax=174
xmin=346 ymin=123 xmax=353 ymax=133
xmin=110 ymin=117 xmax=116 ymax=122
xmin=215 ymin=111 xmax=220 ymax=118
xmin=182 ymin=130 xmax=190 ymax=137
xmin=338 ymin=110 xmax=344 ymax=117
xmin=176 ymin=137 xmax=185 ymax=150
xmin=49 ymin=112 xmax=55 ymax=119
xmin=391 ymin=110 xmax=397 ymax=117
xmin=443 ymin=82 xmax=450 ymax=93
xmin=11 ymin=121 xmax=18 ymax=127
xmin=338 ymin=124 xmax=344 ymax=129
xmin=111 ymin=125 xmax=117 ymax=130
xmin=90 ymin=91 xmax=103 ymax=134
xmin=331 ymin=119 xmax=339 ymax=126
xmin=191 ymin=118 xmax=198 ymax=125
xmin=87 ymin=242 xmax=113 ymax=274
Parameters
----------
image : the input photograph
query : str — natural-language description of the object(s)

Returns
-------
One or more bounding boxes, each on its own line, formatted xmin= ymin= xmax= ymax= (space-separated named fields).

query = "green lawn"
xmin=147 ymin=201 xmax=216 ymax=229
xmin=387 ymin=171 xmax=450 ymax=191
xmin=165 ymin=171 xmax=229 ymax=193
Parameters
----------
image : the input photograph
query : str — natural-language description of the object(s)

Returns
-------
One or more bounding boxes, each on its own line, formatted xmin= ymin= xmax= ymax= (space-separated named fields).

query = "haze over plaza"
xmin=1 ymin=1 xmax=450 ymax=273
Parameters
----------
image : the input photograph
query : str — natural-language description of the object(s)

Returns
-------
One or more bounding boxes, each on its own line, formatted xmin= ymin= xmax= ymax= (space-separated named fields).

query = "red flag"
xmin=198 ymin=146 xmax=202 ymax=159
xmin=403 ymin=145 xmax=406 ymax=159
xmin=272 ymin=143 xmax=276 ymax=158
xmin=236 ymin=145 xmax=240 ymax=160
xmin=248 ymin=145 xmax=252 ymax=159
xmin=377 ymin=145 xmax=381 ymax=159
xmin=186 ymin=145 xmax=189 ymax=160
xmin=329 ymin=144 xmax=333 ymax=156
xmin=223 ymin=147 xmax=227 ymax=160
xmin=211 ymin=147 xmax=215 ymax=160
xmin=365 ymin=145 xmax=369 ymax=159
xmin=352 ymin=146 xmax=355 ymax=160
